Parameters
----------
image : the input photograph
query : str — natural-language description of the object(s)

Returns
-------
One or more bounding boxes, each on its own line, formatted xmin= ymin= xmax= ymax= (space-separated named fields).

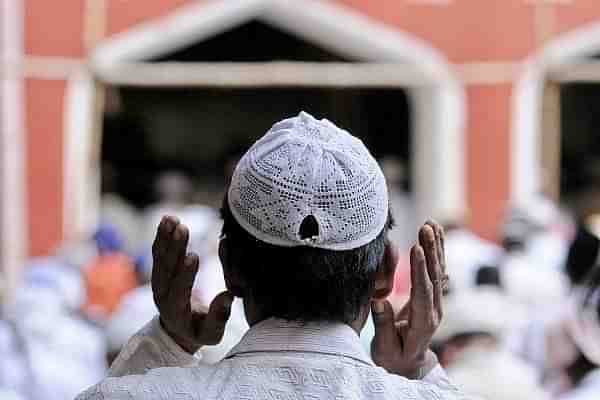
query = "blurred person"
xmin=501 ymin=197 xmax=572 ymax=274
xmin=142 ymin=171 xmax=194 ymax=247
xmin=434 ymin=287 xmax=546 ymax=400
xmin=474 ymin=265 xmax=502 ymax=288
xmin=519 ymin=195 xmax=572 ymax=273
xmin=100 ymin=162 xmax=142 ymax=253
xmin=82 ymin=225 xmax=138 ymax=322
xmin=547 ymin=268 xmax=600 ymax=399
xmin=0 ymin=275 xmax=31 ymax=398
xmin=497 ymin=202 xmax=569 ymax=309
xmin=105 ymin=284 xmax=155 ymax=364
xmin=3 ymin=258 xmax=106 ymax=400
xmin=380 ymin=156 xmax=415 ymax=252
xmin=102 ymin=87 xmax=156 ymax=208
xmin=564 ymin=221 xmax=600 ymax=287
xmin=502 ymin=257 xmax=568 ymax=309
xmin=502 ymin=253 xmax=569 ymax=385
xmin=77 ymin=112 xmax=469 ymax=399
xmin=442 ymin=220 xmax=502 ymax=291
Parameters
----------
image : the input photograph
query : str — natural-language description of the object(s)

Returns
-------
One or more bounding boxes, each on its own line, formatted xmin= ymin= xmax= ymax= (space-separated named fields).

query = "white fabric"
xmin=176 ymin=205 xmax=220 ymax=257
xmin=1 ymin=310 xmax=106 ymax=400
xmin=78 ymin=317 xmax=474 ymax=400
xmin=106 ymin=285 xmax=158 ymax=353
xmin=0 ymin=388 xmax=25 ymax=400
xmin=447 ymin=346 xmax=549 ymax=400
xmin=23 ymin=258 xmax=85 ymax=311
xmin=443 ymin=228 xmax=502 ymax=290
xmin=143 ymin=204 xmax=219 ymax=256
xmin=434 ymin=287 xmax=527 ymax=342
xmin=502 ymin=253 xmax=568 ymax=309
xmin=228 ymin=111 xmax=389 ymax=251
xmin=386 ymin=188 xmax=417 ymax=251
xmin=4 ymin=282 xmax=107 ymax=400
xmin=0 ymin=321 xmax=31 ymax=397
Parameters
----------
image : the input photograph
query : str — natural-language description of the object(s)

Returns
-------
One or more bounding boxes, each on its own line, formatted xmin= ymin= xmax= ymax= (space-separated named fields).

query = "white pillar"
xmin=0 ymin=0 xmax=26 ymax=296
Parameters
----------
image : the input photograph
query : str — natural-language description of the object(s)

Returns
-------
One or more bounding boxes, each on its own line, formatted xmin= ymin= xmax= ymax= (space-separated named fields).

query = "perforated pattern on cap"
xmin=228 ymin=111 xmax=389 ymax=250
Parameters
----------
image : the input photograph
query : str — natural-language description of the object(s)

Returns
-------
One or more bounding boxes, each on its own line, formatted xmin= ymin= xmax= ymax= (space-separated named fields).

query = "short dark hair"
xmin=220 ymin=193 xmax=393 ymax=325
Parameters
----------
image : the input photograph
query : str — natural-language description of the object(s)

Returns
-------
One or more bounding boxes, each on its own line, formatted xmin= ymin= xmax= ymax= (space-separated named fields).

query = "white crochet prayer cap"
xmin=228 ymin=111 xmax=389 ymax=250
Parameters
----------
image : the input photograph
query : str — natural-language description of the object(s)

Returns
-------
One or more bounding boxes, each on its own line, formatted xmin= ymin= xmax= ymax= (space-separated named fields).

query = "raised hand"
xmin=152 ymin=216 xmax=234 ymax=354
xmin=370 ymin=221 xmax=447 ymax=379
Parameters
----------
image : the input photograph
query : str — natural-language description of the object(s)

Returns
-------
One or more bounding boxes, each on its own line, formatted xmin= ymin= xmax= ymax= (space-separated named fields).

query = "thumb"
xmin=199 ymin=290 xmax=234 ymax=345
xmin=371 ymin=299 xmax=401 ymax=357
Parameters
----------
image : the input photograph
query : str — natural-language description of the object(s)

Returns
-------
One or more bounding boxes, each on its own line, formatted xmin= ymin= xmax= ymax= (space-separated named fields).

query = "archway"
xmin=64 ymin=0 xmax=465 ymax=244
xmin=0 ymin=0 xmax=26 ymax=294
xmin=512 ymin=21 xmax=600 ymax=208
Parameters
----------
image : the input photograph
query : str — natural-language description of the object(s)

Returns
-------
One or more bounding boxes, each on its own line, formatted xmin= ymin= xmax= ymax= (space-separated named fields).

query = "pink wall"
xmin=335 ymin=0 xmax=536 ymax=62
xmin=24 ymin=79 xmax=65 ymax=256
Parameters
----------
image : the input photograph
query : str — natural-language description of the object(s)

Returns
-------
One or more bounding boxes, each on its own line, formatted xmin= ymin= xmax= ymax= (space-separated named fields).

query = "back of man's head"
xmin=220 ymin=112 xmax=392 ymax=324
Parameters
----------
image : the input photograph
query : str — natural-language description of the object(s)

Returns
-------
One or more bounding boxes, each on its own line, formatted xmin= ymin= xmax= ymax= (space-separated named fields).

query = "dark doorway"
xmin=102 ymin=86 xmax=412 ymax=209
xmin=560 ymin=82 xmax=600 ymax=215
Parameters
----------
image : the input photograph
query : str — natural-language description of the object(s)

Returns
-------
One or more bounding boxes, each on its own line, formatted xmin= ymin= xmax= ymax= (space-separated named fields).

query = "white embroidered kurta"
xmin=77 ymin=317 xmax=474 ymax=399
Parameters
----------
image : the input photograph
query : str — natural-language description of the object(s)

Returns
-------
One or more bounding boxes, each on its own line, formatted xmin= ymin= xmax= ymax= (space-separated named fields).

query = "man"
xmin=555 ymin=267 xmax=600 ymax=400
xmin=433 ymin=287 xmax=546 ymax=400
xmin=77 ymin=112 xmax=466 ymax=399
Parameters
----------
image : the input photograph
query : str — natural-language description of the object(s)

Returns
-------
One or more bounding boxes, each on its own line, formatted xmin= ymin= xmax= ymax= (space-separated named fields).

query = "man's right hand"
xmin=370 ymin=221 xmax=447 ymax=379
xmin=151 ymin=216 xmax=234 ymax=354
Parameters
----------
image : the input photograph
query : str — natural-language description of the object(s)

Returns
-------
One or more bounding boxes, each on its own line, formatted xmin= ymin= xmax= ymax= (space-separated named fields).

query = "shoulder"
xmin=372 ymin=366 xmax=473 ymax=400
xmin=76 ymin=364 xmax=216 ymax=400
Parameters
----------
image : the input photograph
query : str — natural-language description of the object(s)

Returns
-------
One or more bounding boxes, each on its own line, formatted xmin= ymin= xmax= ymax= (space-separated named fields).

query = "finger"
xmin=409 ymin=245 xmax=433 ymax=323
xmin=434 ymin=224 xmax=449 ymax=294
xmin=152 ymin=216 xmax=180 ymax=300
xmin=164 ymin=223 xmax=190 ymax=283
xmin=424 ymin=222 xmax=444 ymax=316
xmin=198 ymin=290 xmax=234 ymax=345
xmin=152 ymin=216 xmax=179 ymax=257
xmin=371 ymin=300 xmax=402 ymax=358
xmin=426 ymin=221 xmax=445 ymax=274
xmin=419 ymin=225 xmax=440 ymax=283
xmin=169 ymin=253 xmax=200 ymax=311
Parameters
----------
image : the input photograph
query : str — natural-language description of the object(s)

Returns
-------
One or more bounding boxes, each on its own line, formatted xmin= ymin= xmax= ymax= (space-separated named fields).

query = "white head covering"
xmin=502 ymin=255 xmax=568 ymax=308
xmin=443 ymin=228 xmax=502 ymax=290
xmin=447 ymin=347 xmax=550 ymax=400
xmin=228 ymin=111 xmax=388 ymax=250
xmin=434 ymin=287 xmax=527 ymax=343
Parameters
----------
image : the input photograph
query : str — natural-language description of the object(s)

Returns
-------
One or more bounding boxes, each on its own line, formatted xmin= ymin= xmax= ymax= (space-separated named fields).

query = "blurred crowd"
xmin=1 ymin=170 xmax=600 ymax=400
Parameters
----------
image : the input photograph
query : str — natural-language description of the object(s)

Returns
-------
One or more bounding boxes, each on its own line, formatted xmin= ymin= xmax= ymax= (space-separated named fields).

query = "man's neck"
xmin=243 ymin=298 xmax=370 ymax=336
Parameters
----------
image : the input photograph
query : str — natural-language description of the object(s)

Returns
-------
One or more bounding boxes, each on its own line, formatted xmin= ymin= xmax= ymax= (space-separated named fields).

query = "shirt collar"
xmin=225 ymin=317 xmax=374 ymax=366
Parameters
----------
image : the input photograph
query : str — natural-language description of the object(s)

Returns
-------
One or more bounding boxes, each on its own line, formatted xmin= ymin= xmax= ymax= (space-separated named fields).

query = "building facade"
xmin=3 ymin=0 xmax=600 ymax=283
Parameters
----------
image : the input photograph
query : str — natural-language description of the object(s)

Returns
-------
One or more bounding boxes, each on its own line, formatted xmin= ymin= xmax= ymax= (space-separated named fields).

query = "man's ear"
xmin=372 ymin=242 xmax=398 ymax=300
xmin=219 ymin=238 xmax=246 ymax=298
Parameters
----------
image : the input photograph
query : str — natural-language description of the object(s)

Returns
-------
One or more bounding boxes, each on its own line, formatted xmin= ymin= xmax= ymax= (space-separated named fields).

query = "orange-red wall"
xmin=20 ymin=0 xmax=600 ymax=255
xmin=336 ymin=0 xmax=536 ymax=62
xmin=24 ymin=79 xmax=65 ymax=256
xmin=466 ymin=84 xmax=512 ymax=238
